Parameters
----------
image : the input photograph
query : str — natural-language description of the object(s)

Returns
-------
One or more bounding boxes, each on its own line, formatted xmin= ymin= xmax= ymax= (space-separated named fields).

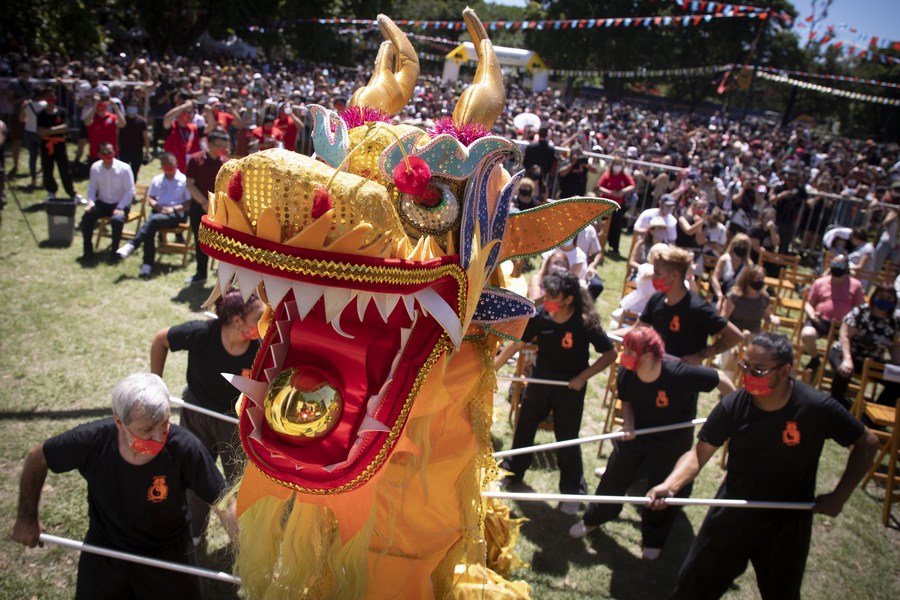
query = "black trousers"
xmin=80 ymin=201 xmax=124 ymax=256
xmin=607 ymin=205 xmax=624 ymax=253
xmin=829 ymin=355 xmax=900 ymax=409
xmin=75 ymin=534 xmax=201 ymax=600
xmin=40 ymin=144 xmax=76 ymax=197
xmin=180 ymin=388 xmax=242 ymax=539
xmin=502 ymin=381 xmax=587 ymax=495
xmin=584 ymin=432 xmax=693 ymax=548
xmin=189 ymin=200 xmax=209 ymax=278
xmin=668 ymin=505 xmax=813 ymax=600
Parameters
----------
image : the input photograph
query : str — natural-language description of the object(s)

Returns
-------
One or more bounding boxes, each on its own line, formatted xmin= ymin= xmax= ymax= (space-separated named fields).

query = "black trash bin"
xmin=46 ymin=198 xmax=76 ymax=246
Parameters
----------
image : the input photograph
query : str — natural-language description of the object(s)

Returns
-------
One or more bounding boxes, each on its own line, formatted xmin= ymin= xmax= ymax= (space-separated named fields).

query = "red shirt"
xmin=250 ymin=125 xmax=284 ymax=151
xmin=213 ymin=110 xmax=235 ymax=130
xmin=274 ymin=116 xmax=298 ymax=151
xmin=164 ymin=123 xmax=200 ymax=172
xmin=596 ymin=171 xmax=636 ymax=206
xmin=87 ymin=112 xmax=120 ymax=159
xmin=186 ymin=150 xmax=227 ymax=197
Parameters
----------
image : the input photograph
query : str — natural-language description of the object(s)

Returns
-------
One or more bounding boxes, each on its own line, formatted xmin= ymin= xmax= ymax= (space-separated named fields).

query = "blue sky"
xmin=486 ymin=0 xmax=899 ymax=45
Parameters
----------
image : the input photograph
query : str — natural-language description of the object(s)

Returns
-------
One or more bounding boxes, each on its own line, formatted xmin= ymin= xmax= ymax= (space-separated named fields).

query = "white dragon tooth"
xmin=234 ymin=266 xmax=263 ymax=302
xmin=399 ymin=327 xmax=412 ymax=349
xmin=347 ymin=438 xmax=364 ymax=462
xmin=264 ymin=365 xmax=281 ymax=384
xmin=414 ymin=288 xmax=463 ymax=349
xmin=367 ymin=378 xmax=392 ymax=415
xmin=402 ymin=295 xmax=415 ymax=320
xmin=390 ymin=350 xmax=402 ymax=374
xmin=359 ymin=415 xmax=391 ymax=433
xmin=262 ymin=274 xmax=292 ymax=308
xmin=292 ymin=282 xmax=323 ymax=319
xmin=322 ymin=461 xmax=346 ymax=473
xmin=330 ymin=317 xmax=355 ymax=339
xmin=217 ymin=262 xmax=237 ymax=292
xmin=384 ymin=293 xmax=401 ymax=319
xmin=324 ymin=287 xmax=354 ymax=323
xmin=356 ymin=291 xmax=373 ymax=321
xmin=222 ymin=374 xmax=269 ymax=404
xmin=247 ymin=406 xmax=264 ymax=441
xmin=283 ymin=300 xmax=297 ymax=321
xmin=371 ymin=292 xmax=391 ymax=322
xmin=276 ymin=319 xmax=292 ymax=344
xmin=269 ymin=341 xmax=288 ymax=370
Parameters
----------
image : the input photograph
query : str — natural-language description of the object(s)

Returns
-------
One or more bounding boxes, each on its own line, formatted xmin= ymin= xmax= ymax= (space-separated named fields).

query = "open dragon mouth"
xmin=202 ymin=220 xmax=466 ymax=494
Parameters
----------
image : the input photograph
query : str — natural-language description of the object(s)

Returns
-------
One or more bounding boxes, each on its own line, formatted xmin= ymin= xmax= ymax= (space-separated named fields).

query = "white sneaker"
xmin=568 ymin=520 xmax=598 ymax=539
xmin=594 ymin=467 xmax=607 ymax=477
xmin=641 ymin=547 xmax=662 ymax=560
xmin=139 ymin=264 xmax=152 ymax=278
xmin=559 ymin=501 xmax=582 ymax=516
xmin=74 ymin=193 xmax=89 ymax=205
xmin=117 ymin=243 xmax=135 ymax=259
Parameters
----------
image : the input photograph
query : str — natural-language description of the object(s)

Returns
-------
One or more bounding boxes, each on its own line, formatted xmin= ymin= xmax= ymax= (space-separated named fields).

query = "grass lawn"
xmin=0 ymin=157 xmax=897 ymax=599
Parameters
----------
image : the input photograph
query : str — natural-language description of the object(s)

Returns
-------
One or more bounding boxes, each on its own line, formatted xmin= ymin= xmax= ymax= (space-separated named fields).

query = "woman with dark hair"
xmin=721 ymin=265 xmax=777 ymax=336
xmin=150 ymin=288 xmax=263 ymax=543
xmin=494 ymin=270 xmax=617 ymax=514
xmin=830 ymin=283 xmax=900 ymax=408
xmin=711 ymin=233 xmax=753 ymax=303
xmin=569 ymin=327 xmax=734 ymax=560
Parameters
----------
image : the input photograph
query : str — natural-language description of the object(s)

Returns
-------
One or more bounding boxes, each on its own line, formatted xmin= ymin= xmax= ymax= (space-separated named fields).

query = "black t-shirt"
xmin=523 ymin=140 xmax=556 ymax=175
xmin=521 ymin=308 xmax=614 ymax=380
xmin=699 ymin=382 xmax=865 ymax=502
xmin=619 ymin=361 xmax=719 ymax=429
xmin=43 ymin=419 xmax=226 ymax=552
xmin=168 ymin=319 xmax=259 ymax=413
xmin=773 ymin=183 xmax=807 ymax=224
xmin=639 ymin=291 xmax=728 ymax=358
xmin=36 ymin=107 xmax=69 ymax=143
xmin=119 ymin=115 xmax=148 ymax=152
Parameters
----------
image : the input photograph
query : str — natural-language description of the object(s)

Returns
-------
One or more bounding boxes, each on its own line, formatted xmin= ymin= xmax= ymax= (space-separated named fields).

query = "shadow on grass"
xmin=0 ymin=408 xmax=110 ymax=421
xmin=171 ymin=283 xmax=214 ymax=312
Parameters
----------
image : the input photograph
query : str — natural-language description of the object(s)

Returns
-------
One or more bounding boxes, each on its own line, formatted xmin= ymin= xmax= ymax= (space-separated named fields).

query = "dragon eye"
xmin=398 ymin=180 xmax=459 ymax=236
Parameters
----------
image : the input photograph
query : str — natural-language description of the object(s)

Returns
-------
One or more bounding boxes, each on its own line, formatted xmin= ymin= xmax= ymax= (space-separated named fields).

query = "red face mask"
xmin=96 ymin=101 xmax=108 ymax=113
xmin=125 ymin=422 xmax=169 ymax=456
xmin=162 ymin=166 xmax=176 ymax=175
xmin=619 ymin=353 xmax=639 ymax=371
xmin=543 ymin=300 xmax=561 ymax=315
xmin=241 ymin=326 xmax=260 ymax=341
xmin=179 ymin=112 xmax=192 ymax=124
xmin=742 ymin=372 xmax=773 ymax=396
xmin=46 ymin=96 xmax=58 ymax=106
xmin=99 ymin=152 xmax=114 ymax=164
xmin=652 ymin=276 xmax=671 ymax=293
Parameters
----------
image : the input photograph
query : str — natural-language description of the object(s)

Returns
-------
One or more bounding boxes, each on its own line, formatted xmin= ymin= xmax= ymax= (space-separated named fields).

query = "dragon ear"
xmin=451 ymin=8 xmax=504 ymax=130
xmin=348 ymin=15 xmax=419 ymax=115
xmin=497 ymin=198 xmax=619 ymax=263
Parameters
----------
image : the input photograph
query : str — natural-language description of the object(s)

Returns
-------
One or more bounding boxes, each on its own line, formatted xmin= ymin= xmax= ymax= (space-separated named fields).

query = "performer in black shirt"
xmin=648 ymin=333 xmax=878 ymax=600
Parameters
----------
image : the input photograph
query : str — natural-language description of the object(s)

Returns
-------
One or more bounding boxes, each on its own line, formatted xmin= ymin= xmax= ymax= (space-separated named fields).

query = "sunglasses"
xmin=737 ymin=360 xmax=784 ymax=378
xmin=519 ymin=188 xmax=533 ymax=195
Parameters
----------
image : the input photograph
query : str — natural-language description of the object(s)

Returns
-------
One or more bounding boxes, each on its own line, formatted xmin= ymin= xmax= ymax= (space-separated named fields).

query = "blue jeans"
xmin=131 ymin=210 xmax=186 ymax=265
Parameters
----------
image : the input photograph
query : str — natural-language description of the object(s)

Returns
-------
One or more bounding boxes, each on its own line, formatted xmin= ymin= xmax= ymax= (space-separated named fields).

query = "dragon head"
xmin=199 ymin=11 xmax=617 ymax=498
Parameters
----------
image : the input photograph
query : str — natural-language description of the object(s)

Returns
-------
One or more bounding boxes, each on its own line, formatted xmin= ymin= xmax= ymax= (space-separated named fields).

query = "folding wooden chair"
xmin=507 ymin=344 xmax=541 ymax=430
xmin=596 ymin=342 xmax=624 ymax=459
xmin=94 ymin=183 xmax=148 ymax=250
xmin=759 ymin=249 xmax=801 ymax=291
xmin=156 ymin=222 xmax=194 ymax=267
xmin=853 ymin=360 xmax=899 ymax=526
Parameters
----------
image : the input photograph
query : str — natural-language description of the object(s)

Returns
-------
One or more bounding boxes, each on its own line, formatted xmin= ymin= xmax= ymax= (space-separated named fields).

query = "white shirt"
xmin=23 ymin=100 xmax=46 ymax=133
xmin=541 ymin=246 xmax=588 ymax=279
xmin=574 ymin=225 xmax=601 ymax=260
xmin=87 ymin=159 xmax=135 ymax=210
xmin=634 ymin=208 xmax=678 ymax=243
xmin=148 ymin=171 xmax=191 ymax=209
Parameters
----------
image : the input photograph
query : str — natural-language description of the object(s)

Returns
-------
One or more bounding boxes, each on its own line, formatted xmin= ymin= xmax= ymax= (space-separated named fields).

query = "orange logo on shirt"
xmin=669 ymin=316 xmax=681 ymax=332
xmin=561 ymin=332 xmax=573 ymax=349
xmin=656 ymin=390 xmax=670 ymax=408
xmin=147 ymin=476 xmax=169 ymax=503
xmin=782 ymin=422 xmax=801 ymax=446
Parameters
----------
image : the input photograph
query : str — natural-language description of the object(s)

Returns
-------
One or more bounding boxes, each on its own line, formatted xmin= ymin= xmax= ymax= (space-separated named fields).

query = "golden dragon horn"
xmin=452 ymin=7 xmax=505 ymax=130
xmin=348 ymin=14 xmax=419 ymax=115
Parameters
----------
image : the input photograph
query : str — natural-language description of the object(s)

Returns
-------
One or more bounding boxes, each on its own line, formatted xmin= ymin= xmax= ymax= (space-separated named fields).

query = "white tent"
xmin=442 ymin=42 xmax=549 ymax=92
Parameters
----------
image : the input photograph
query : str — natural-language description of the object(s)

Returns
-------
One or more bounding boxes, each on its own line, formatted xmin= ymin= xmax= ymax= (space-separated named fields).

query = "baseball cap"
xmin=661 ymin=194 xmax=676 ymax=205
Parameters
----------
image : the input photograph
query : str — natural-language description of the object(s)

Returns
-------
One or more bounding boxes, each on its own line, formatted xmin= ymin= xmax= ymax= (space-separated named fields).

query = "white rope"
xmin=169 ymin=397 xmax=239 ymax=425
xmin=483 ymin=491 xmax=815 ymax=511
xmin=492 ymin=418 xmax=706 ymax=459
xmin=38 ymin=533 xmax=242 ymax=585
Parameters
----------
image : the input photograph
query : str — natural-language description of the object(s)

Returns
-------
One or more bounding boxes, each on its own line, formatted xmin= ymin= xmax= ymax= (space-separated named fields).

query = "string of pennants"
xmin=795 ymin=19 xmax=899 ymax=51
xmin=335 ymin=26 xmax=458 ymax=47
xmin=663 ymin=0 xmax=792 ymax=23
xmin=803 ymin=31 xmax=900 ymax=65
xmin=246 ymin=12 xmax=769 ymax=34
xmin=755 ymin=71 xmax=900 ymax=106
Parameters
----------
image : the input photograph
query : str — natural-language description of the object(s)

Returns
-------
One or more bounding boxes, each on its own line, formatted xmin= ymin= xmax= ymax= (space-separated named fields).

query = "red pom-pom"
xmin=414 ymin=186 xmax=442 ymax=208
xmin=393 ymin=157 xmax=431 ymax=196
xmin=227 ymin=170 xmax=243 ymax=202
xmin=312 ymin=186 xmax=333 ymax=219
